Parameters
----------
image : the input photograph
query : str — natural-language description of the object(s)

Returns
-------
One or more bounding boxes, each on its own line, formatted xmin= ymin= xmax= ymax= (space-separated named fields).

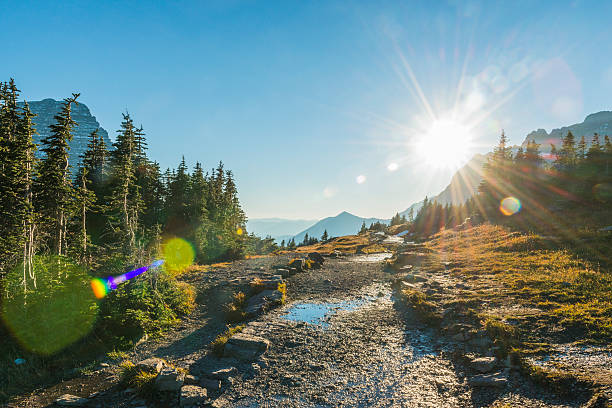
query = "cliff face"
xmin=19 ymin=98 xmax=112 ymax=173
xmin=522 ymin=111 xmax=612 ymax=152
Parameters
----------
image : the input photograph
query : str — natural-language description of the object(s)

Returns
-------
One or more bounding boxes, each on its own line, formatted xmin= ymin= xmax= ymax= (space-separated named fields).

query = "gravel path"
xmin=7 ymin=253 xmax=592 ymax=407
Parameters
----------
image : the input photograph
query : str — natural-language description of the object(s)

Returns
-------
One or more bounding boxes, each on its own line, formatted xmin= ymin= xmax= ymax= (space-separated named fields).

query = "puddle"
xmin=280 ymin=284 xmax=391 ymax=328
xmin=527 ymin=344 xmax=612 ymax=373
xmin=350 ymin=252 xmax=393 ymax=263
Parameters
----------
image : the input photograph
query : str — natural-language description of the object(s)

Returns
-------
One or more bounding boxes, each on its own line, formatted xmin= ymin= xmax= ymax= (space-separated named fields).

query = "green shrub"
xmin=119 ymin=360 xmax=157 ymax=398
xmin=225 ymin=292 xmax=247 ymax=323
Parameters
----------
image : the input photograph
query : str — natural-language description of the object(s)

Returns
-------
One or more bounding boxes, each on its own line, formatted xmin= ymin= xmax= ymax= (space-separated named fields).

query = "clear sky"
xmin=2 ymin=1 xmax=611 ymax=219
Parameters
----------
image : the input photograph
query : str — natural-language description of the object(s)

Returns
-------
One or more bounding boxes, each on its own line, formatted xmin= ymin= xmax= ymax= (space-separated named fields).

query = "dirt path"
xmin=7 ymin=253 xmax=593 ymax=407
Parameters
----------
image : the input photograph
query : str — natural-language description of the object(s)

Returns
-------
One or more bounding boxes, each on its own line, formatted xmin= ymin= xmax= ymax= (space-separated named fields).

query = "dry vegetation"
xmin=425 ymin=224 xmax=612 ymax=344
xmin=289 ymin=234 xmax=389 ymax=255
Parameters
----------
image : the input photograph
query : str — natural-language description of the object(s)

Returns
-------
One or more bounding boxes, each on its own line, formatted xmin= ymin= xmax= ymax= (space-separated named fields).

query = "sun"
xmin=414 ymin=118 xmax=473 ymax=169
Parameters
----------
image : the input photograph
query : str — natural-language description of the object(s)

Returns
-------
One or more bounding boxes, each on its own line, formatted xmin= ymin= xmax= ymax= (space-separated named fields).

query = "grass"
xmin=398 ymin=288 xmax=442 ymax=326
xmin=210 ymin=325 xmax=245 ymax=357
xmin=118 ymin=360 xmax=158 ymax=398
xmin=426 ymin=224 xmax=612 ymax=344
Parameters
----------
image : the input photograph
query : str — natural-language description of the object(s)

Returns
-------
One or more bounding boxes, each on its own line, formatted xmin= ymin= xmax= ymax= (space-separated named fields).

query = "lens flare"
xmin=162 ymin=238 xmax=195 ymax=272
xmin=1 ymin=256 xmax=98 ymax=355
xmin=90 ymin=260 xmax=165 ymax=299
xmin=91 ymin=278 xmax=109 ymax=299
xmin=500 ymin=196 xmax=521 ymax=216
xmin=236 ymin=228 xmax=243 ymax=235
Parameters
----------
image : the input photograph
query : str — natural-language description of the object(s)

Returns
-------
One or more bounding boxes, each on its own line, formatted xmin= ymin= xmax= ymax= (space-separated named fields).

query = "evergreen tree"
xmin=34 ymin=93 xmax=80 ymax=256
xmin=359 ymin=221 xmax=367 ymax=234
xmin=107 ymin=112 xmax=142 ymax=253
xmin=321 ymin=229 xmax=328 ymax=241
xmin=577 ymin=135 xmax=587 ymax=162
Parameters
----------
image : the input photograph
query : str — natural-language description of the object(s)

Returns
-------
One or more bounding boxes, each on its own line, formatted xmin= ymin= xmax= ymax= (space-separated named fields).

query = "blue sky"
xmin=2 ymin=0 xmax=612 ymax=219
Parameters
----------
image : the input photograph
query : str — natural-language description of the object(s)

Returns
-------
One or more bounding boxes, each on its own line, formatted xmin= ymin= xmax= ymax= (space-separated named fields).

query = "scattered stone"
xmin=452 ymin=331 xmax=473 ymax=342
xmin=180 ymin=385 xmax=208 ymax=407
xmin=206 ymin=366 xmax=237 ymax=379
xmin=55 ymin=394 xmax=89 ymax=406
xmin=155 ymin=367 xmax=185 ymax=391
xmin=136 ymin=357 xmax=165 ymax=374
xmin=470 ymin=356 xmax=497 ymax=373
xmin=276 ymin=268 xmax=291 ymax=278
xmin=99 ymin=362 xmax=110 ymax=368
xmin=468 ymin=372 xmax=508 ymax=387
xmin=399 ymin=281 xmax=417 ymax=290
xmin=224 ymin=333 xmax=270 ymax=361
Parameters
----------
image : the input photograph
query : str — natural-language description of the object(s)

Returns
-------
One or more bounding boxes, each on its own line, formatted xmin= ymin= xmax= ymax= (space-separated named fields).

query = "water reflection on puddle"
xmin=281 ymin=285 xmax=390 ymax=328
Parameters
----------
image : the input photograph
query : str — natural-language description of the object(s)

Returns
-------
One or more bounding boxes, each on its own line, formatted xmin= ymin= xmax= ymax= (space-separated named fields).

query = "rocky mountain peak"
xmin=18 ymin=98 xmax=112 ymax=174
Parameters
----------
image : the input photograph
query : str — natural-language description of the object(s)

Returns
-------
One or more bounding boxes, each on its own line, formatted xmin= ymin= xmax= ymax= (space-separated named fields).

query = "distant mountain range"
xmin=399 ymin=111 xmax=612 ymax=217
xmin=399 ymin=153 xmax=487 ymax=218
xmin=252 ymin=111 xmax=612 ymax=242
xmin=246 ymin=218 xmax=318 ymax=243
xmin=18 ymin=98 xmax=112 ymax=173
xmin=292 ymin=211 xmax=389 ymax=244
xmin=522 ymin=111 xmax=612 ymax=153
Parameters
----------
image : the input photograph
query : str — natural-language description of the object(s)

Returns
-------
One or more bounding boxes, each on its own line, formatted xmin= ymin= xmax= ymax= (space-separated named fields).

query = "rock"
xmin=399 ymin=281 xmax=417 ymax=291
xmin=251 ymin=275 xmax=284 ymax=290
xmin=329 ymin=250 xmax=342 ymax=258
xmin=155 ymin=367 xmax=185 ymax=391
xmin=452 ymin=331 xmax=473 ymax=342
xmin=288 ymin=258 xmax=305 ymax=271
xmin=404 ymin=273 xmax=427 ymax=283
xmin=470 ymin=356 xmax=497 ymax=373
xmin=20 ymin=99 xmax=111 ymax=177
xmin=205 ymin=367 xmax=237 ymax=379
xmin=200 ymin=378 xmax=222 ymax=392
xmin=468 ymin=336 xmax=492 ymax=348
xmin=224 ymin=333 xmax=270 ymax=361
xmin=184 ymin=374 xmax=199 ymax=385
xmin=245 ymin=289 xmax=283 ymax=316
xmin=468 ymin=372 xmax=508 ymax=387
xmin=180 ymin=385 xmax=208 ymax=407
xmin=276 ymin=268 xmax=291 ymax=278
xmin=308 ymin=252 xmax=325 ymax=266
xmin=55 ymin=394 xmax=89 ymax=406
xmin=136 ymin=357 xmax=166 ymax=374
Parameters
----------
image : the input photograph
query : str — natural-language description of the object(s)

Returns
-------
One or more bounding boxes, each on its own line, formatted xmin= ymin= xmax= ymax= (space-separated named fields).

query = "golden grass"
xmin=425 ymin=224 xmax=612 ymax=343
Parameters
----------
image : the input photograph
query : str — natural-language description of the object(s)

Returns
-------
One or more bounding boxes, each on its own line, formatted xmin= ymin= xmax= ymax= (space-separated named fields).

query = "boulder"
xmin=251 ymin=275 xmax=284 ymax=290
xmin=200 ymin=378 xmax=222 ymax=392
xmin=288 ymin=258 xmax=305 ymax=271
xmin=245 ymin=289 xmax=283 ymax=316
xmin=136 ymin=357 xmax=165 ymax=374
xmin=276 ymin=268 xmax=291 ymax=278
xmin=155 ymin=367 xmax=185 ymax=391
xmin=55 ymin=394 xmax=88 ymax=407
xmin=468 ymin=372 xmax=508 ymax=387
xmin=184 ymin=374 xmax=200 ymax=385
xmin=180 ymin=385 xmax=208 ymax=407
xmin=224 ymin=333 xmax=269 ymax=361
xmin=470 ymin=356 xmax=497 ymax=373
xmin=308 ymin=252 xmax=325 ymax=266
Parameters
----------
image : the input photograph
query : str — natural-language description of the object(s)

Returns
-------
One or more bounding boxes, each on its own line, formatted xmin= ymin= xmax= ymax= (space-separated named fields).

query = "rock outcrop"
xmin=19 ymin=98 xmax=112 ymax=175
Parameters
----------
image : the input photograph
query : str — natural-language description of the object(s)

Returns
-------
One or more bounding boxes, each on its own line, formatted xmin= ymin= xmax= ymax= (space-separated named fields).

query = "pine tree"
xmin=280 ymin=239 xmax=285 ymax=248
xmin=107 ymin=112 xmax=142 ymax=253
xmin=577 ymin=135 xmax=587 ymax=162
xmin=35 ymin=93 xmax=80 ymax=256
xmin=359 ymin=221 xmax=367 ymax=234
xmin=321 ymin=229 xmax=328 ymax=241
xmin=0 ymin=80 xmax=38 ymax=288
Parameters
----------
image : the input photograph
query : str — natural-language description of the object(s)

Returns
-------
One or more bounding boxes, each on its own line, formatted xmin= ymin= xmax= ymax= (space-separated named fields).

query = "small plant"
xmin=118 ymin=360 xmax=157 ymax=398
xmin=107 ymin=350 xmax=129 ymax=362
xmin=210 ymin=325 xmax=244 ymax=357
xmin=277 ymin=282 xmax=287 ymax=304
xmin=399 ymin=289 xmax=442 ymax=326
xmin=225 ymin=291 xmax=247 ymax=323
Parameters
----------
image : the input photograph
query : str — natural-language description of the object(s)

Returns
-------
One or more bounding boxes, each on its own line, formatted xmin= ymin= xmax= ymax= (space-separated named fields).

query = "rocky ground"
xmin=5 ymin=248 xmax=605 ymax=407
